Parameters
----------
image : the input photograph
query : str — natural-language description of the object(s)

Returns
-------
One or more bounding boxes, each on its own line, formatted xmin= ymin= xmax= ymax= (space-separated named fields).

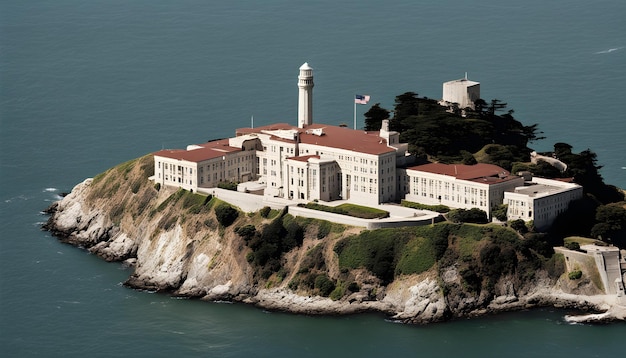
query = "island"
xmin=44 ymin=64 xmax=626 ymax=324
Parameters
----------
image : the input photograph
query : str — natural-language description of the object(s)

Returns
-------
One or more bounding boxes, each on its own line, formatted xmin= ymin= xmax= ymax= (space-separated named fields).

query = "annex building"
xmin=402 ymin=163 xmax=524 ymax=219
xmin=440 ymin=74 xmax=480 ymax=110
xmin=504 ymin=177 xmax=583 ymax=230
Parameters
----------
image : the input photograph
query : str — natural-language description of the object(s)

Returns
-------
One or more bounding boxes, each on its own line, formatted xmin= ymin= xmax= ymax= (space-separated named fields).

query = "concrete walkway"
xmin=196 ymin=187 xmax=442 ymax=229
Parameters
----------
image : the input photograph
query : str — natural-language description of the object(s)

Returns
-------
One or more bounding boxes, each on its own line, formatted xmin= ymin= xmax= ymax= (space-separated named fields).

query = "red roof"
xmin=407 ymin=163 xmax=518 ymax=184
xmin=287 ymin=155 xmax=320 ymax=163
xmin=237 ymin=123 xmax=395 ymax=155
xmin=153 ymin=139 xmax=240 ymax=162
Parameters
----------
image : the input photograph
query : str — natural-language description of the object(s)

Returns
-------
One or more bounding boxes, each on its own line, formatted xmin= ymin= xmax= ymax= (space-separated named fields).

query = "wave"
xmin=44 ymin=187 xmax=58 ymax=192
xmin=594 ymin=47 xmax=623 ymax=54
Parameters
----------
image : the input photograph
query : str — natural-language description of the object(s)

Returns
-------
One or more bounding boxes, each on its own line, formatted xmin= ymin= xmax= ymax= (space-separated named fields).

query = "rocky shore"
xmin=43 ymin=159 xmax=626 ymax=324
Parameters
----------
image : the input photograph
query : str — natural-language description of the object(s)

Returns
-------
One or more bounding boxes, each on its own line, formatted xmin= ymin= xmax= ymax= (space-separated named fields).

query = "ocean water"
xmin=1 ymin=0 xmax=624 ymax=356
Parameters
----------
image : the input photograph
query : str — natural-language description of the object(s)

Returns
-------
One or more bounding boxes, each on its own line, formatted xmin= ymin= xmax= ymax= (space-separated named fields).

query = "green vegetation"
xmin=381 ymin=93 xmax=540 ymax=164
xmin=491 ymin=204 xmax=508 ymax=222
xmin=298 ymin=244 xmax=326 ymax=273
xmin=259 ymin=206 xmax=271 ymax=218
xmin=243 ymin=211 xmax=305 ymax=277
xmin=303 ymin=202 xmax=389 ymax=219
xmin=564 ymin=236 xmax=605 ymax=247
xmin=447 ymin=208 xmax=488 ymax=224
xmin=366 ymin=93 xmax=624 ymax=247
xmin=235 ymin=224 xmax=256 ymax=239
xmin=564 ymin=241 xmax=580 ymax=251
xmin=401 ymin=200 xmax=450 ymax=213
xmin=568 ymin=270 xmax=582 ymax=280
xmin=217 ymin=181 xmax=238 ymax=191
xmin=364 ymin=103 xmax=391 ymax=131
xmin=590 ymin=203 xmax=626 ymax=246
xmin=214 ymin=202 xmax=239 ymax=227
xmin=508 ymin=219 xmax=528 ymax=234
xmin=395 ymin=237 xmax=436 ymax=276
xmin=314 ymin=274 xmax=336 ymax=297
xmin=316 ymin=220 xmax=332 ymax=239
xmin=333 ymin=222 xmax=560 ymax=296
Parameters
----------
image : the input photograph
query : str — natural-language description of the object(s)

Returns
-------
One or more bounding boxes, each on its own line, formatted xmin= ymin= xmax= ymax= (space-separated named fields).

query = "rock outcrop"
xmin=43 ymin=155 xmax=626 ymax=324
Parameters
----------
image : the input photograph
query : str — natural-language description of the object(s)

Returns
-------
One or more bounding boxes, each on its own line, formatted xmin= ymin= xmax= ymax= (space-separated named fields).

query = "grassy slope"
xmin=83 ymin=155 xmax=571 ymax=307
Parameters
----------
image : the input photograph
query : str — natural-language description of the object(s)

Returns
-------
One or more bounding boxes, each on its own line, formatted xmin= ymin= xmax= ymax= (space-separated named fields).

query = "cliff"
xmin=43 ymin=155 xmax=625 ymax=324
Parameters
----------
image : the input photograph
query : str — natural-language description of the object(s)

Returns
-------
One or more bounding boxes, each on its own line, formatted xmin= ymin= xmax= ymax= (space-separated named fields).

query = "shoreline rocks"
xmin=42 ymin=176 xmax=626 ymax=325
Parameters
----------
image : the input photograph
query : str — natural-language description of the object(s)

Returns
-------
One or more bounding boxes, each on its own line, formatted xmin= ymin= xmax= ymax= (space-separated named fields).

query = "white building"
xmin=297 ymin=62 xmax=314 ymax=128
xmin=404 ymin=163 xmax=524 ymax=218
xmin=441 ymin=75 xmax=480 ymax=110
xmin=232 ymin=120 xmax=409 ymax=206
xmin=504 ymin=177 xmax=583 ymax=230
xmin=153 ymin=63 xmax=411 ymax=206
xmin=152 ymin=63 xmax=582 ymax=229
xmin=153 ymin=137 xmax=261 ymax=192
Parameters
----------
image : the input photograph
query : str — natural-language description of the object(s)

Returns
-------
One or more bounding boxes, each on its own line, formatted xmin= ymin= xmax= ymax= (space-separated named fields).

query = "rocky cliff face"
xmin=43 ymin=155 xmax=621 ymax=324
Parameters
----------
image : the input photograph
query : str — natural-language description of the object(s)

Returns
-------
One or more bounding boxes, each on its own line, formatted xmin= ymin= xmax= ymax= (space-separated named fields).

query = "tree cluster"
xmin=364 ymin=92 xmax=542 ymax=164
xmin=240 ymin=212 xmax=304 ymax=277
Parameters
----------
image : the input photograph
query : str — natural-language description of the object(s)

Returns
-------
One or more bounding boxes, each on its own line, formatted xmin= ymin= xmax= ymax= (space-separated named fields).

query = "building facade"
xmin=441 ymin=75 xmax=480 ymax=110
xmin=404 ymin=163 xmax=524 ymax=218
xmin=152 ymin=63 xmax=582 ymax=229
xmin=153 ymin=63 xmax=411 ymax=206
xmin=504 ymin=177 xmax=583 ymax=230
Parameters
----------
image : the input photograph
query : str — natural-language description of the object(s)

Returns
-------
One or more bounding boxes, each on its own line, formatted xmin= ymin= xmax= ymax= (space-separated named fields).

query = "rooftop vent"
xmin=306 ymin=128 xmax=325 ymax=136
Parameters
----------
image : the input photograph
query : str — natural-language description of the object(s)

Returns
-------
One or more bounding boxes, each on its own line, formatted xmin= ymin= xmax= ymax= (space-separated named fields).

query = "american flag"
xmin=355 ymin=94 xmax=370 ymax=104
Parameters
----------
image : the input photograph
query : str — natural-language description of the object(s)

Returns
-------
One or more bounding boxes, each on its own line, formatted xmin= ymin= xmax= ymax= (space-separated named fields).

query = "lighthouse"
xmin=297 ymin=62 xmax=314 ymax=128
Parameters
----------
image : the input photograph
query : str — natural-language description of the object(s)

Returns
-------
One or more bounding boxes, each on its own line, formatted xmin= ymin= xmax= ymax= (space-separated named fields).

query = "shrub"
xmin=314 ymin=274 xmax=335 ymax=297
xmin=246 ymin=213 xmax=306 ymax=267
xmin=492 ymin=204 xmax=508 ymax=222
xmin=329 ymin=285 xmax=345 ymax=301
xmin=447 ymin=208 xmax=488 ymax=224
xmin=131 ymin=180 xmax=142 ymax=194
xmin=568 ymin=270 xmax=582 ymax=280
xmin=509 ymin=219 xmax=528 ymax=233
xmin=288 ymin=279 xmax=299 ymax=291
xmin=316 ymin=221 xmax=332 ymax=239
xmin=304 ymin=202 xmax=389 ymax=219
xmin=235 ymin=224 xmax=256 ymax=240
xmin=347 ymin=282 xmax=360 ymax=292
xmin=217 ymin=181 xmax=238 ymax=191
xmin=259 ymin=206 xmax=271 ymax=218
xmin=215 ymin=203 xmax=238 ymax=227
xmin=401 ymin=200 xmax=450 ymax=213
xmin=154 ymin=182 xmax=161 ymax=191
xmin=564 ymin=241 xmax=580 ymax=251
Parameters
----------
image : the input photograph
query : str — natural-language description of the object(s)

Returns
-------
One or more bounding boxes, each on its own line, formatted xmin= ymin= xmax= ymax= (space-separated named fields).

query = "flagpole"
xmin=354 ymin=98 xmax=357 ymax=130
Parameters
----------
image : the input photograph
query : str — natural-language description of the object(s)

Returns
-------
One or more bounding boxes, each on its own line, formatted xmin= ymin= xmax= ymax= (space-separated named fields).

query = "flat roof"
xmin=444 ymin=78 xmax=480 ymax=87
xmin=513 ymin=183 xmax=574 ymax=197
xmin=154 ymin=139 xmax=241 ymax=162
xmin=237 ymin=123 xmax=396 ymax=155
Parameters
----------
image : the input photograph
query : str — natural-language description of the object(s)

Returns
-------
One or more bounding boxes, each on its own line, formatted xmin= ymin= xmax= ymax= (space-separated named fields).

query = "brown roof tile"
xmin=407 ymin=163 xmax=519 ymax=184
xmin=237 ymin=123 xmax=395 ymax=155
xmin=153 ymin=139 xmax=240 ymax=163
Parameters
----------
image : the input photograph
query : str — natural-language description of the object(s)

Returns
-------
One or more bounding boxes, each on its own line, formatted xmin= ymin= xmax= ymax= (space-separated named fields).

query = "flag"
xmin=355 ymin=94 xmax=370 ymax=105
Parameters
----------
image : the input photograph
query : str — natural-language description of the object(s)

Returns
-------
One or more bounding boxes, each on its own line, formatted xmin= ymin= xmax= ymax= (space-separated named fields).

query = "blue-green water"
xmin=1 ymin=0 xmax=624 ymax=356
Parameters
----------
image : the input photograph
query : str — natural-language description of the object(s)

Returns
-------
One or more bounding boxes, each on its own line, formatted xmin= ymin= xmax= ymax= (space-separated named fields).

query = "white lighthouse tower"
xmin=297 ymin=62 xmax=314 ymax=128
